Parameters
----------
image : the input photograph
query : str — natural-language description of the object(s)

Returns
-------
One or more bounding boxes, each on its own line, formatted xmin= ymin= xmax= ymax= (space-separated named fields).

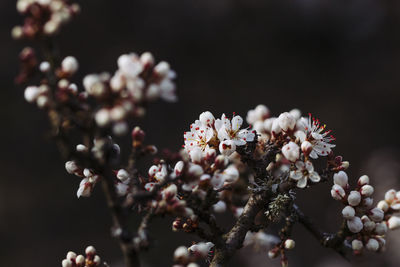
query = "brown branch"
xmin=101 ymin=173 xmax=141 ymax=267
xmin=293 ymin=204 xmax=351 ymax=260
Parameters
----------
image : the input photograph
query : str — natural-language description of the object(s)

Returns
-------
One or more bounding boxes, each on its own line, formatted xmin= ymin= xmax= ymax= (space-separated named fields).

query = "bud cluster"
xmin=61 ymin=246 xmax=102 ymax=267
xmin=173 ymin=242 xmax=214 ymax=267
xmin=13 ymin=0 xmax=80 ymax=39
xmin=330 ymin=172 xmax=399 ymax=253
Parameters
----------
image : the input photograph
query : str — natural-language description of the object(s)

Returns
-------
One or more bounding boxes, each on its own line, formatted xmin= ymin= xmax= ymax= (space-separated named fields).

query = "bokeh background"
xmin=1 ymin=0 xmax=400 ymax=266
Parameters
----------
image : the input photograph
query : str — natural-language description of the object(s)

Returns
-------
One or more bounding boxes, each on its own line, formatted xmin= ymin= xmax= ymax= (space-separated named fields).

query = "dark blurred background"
xmin=1 ymin=0 xmax=400 ymax=266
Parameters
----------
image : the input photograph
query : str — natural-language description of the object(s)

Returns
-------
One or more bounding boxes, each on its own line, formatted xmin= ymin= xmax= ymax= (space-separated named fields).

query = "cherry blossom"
xmin=289 ymin=160 xmax=320 ymax=188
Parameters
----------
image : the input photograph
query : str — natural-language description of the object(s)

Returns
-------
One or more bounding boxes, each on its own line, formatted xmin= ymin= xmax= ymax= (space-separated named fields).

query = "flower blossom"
xmin=289 ymin=160 xmax=320 ymax=188
xmin=298 ymin=114 xmax=336 ymax=159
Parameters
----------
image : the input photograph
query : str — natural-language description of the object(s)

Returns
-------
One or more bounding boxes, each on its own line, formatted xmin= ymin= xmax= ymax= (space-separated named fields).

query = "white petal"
xmin=297 ymin=177 xmax=308 ymax=188
xmin=308 ymin=171 xmax=320 ymax=183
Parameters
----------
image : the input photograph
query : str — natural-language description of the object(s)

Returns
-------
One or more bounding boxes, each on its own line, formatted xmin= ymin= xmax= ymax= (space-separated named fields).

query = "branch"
xmin=293 ymin=204 xmax=351 ymax=260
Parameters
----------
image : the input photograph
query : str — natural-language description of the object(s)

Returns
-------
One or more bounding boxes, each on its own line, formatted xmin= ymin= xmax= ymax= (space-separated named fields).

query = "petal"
xmin=217 ymin=127 xmax=230 ymax=141
xmin=295 ymin=161 xmax=305 ymax=170
xmin=391 ymin=203 xmax=400 ymax=210
xmin=297 ymin=177 xmax=308 ymax=188
xmin=309 ymin=171 xmax=320 ymax=183
xmin=290 ymin=170 xmax=303 ymax=180
xmin=305 ymin=161 xmax=314 ymax=172
xmin=231 ymin=116 xmax=243 ymax=131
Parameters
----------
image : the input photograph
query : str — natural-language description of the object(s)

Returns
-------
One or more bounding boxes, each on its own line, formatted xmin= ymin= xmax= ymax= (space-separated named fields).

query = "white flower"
xmin=282 ymin=142 xmax=300 ymax=162
xmin=289 ymin=160 xmax=320 ymax=188
xmin=298 ymin=114 xmax=336 ymax=159
xmin=184 ymin=123 xmax=214 ymax=153
xmin=189 ymin=242 xmax=214 ymax=257
xmin=199 ymin=111 xmax=215 ymax=127
xmin=215 ymin=114 xmax=255 ymax=146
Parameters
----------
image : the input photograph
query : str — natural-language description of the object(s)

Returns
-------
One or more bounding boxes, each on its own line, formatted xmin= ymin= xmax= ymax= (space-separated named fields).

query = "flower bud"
xmin=375 ymin=222 xmax=388 ymax=235
xmin=189 ymin=147 xmax=203 ymax=163
xmin=85 ymin=246 xmax=96 ymax=255
xmin=363 ymin=221 xmax=376 ymax=232
xmin=388 ymin=216 xmax=400 ymax=230
xmin=278 ymin=112 xmax=296 ymax=132
xmin=213 ymin=200 xmax=227 ymax=213
xmin=333 ymin=171 xmax=348 ymax=188
xmin=219 ymin=140 xmax=236 ymax=156
xmin=385 ymin=189 xmax=396 ymax=202
xmin=377 ymin=200 xmax=389 ymax=212
xmin=342 ymin=206 xmax=355 ymax=220
xmin=362 ymin=197 xmax=374 ymax=208
xmin=301 ymin=141 xmax=313 ymax=155
xmin=61 ymin=56 xmax=79 ymax=75
xmin=351 ymin=239 xmax=363 ymax=251
xmin=62 ymin=259 xmax=73 ymax=267
xmin=271 ymin=119 xmax=282 ymax=135
xmin=340 ymin=161 xmax=350 ymax=170
xmin=331 ymin=184 xmax=346 ymax=200
xmin=347 ymin=216 xmax=363 ymax=233
xmin=173 ymin=246 xmax=189 ymax=262
xmin=358 ymin=175 xmax=369 ymax=186
xmin=361 ymin=185 xmax=374 ymax=197
xmin=66 ymin=251 xmax=77 ymax=260
xmin=95 ymin=108 xmax=111 ymax=127
xmin=369 ymin=208 xmax=384 ymax=222
xmin=282 ymin=142 xmax=300 ymax=162
xmin=347 ymin=191 xmax=361 ymax=206
xmin=199 ymin=111 xmax=215 ymax=127
xmin=75 ymin=255 xmax=85 ymax=266
xmin=65 ymin=161 xmax=79 ymax=174
xmin=93 ymin=255 xmax=101 ymax=265
xmin=117 ymin=169 xmax=130 ymax=182
xmin=24 ymin=86 xmax=40 ymax=103
xmin=284 ymin=239 xmax=295 ymax=250
xmin=366 ymin=238 xmax=379 ymax=252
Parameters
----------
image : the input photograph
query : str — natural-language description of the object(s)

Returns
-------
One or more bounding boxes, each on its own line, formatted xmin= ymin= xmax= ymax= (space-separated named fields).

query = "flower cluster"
xmin=65 ymin=161 xmax=100 ymax=198
xmin=61 ymin=246 xmax=102 ymax=267
xmin=330 ymin=171 xmax=393 ymax=253
xmin=184 ymin=112 xmax=255 ymax=157
xmin=84 ymin=52 xmax=176 ymax=134
xmin=173 ymin=242 xmax=214 ymax=267
xmin=13 ymin=0 xmax=80 ymax=39
xmin=246 ymin=105 xmax=342 ymax=189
